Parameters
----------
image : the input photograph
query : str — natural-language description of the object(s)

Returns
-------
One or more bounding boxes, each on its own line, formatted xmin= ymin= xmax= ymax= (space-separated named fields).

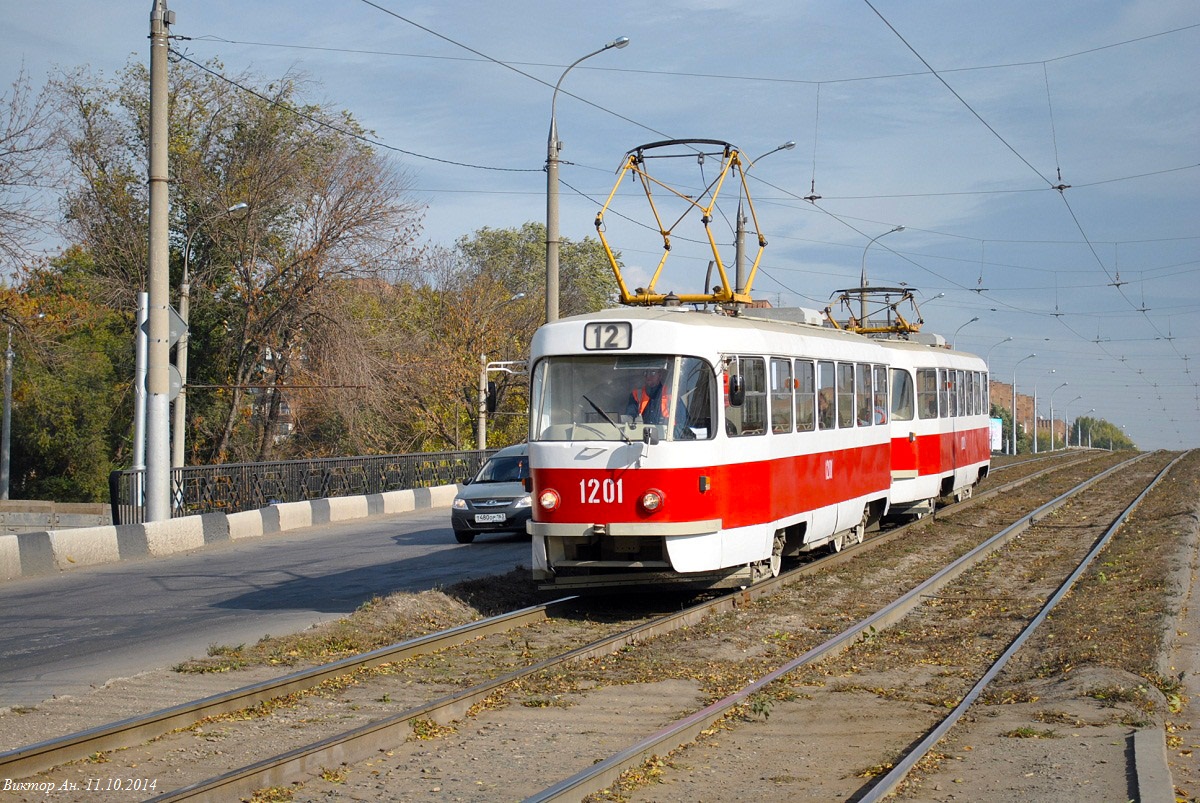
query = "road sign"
xmin=139 ymin=305 xmax=188 ymax=349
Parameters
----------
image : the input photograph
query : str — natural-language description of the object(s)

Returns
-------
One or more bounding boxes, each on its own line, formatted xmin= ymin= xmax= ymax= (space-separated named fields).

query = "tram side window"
xmin=938 ymin=368 xmax=951 ymax=417
xmin=955 ymin=370 xmax=966 ymax=417
xmin=873 ymin=364 xmax=889 ymax=424
xmin=917 ymin=368 xmax=938 ymax=419
xmin=770 ymin=358 xmax=794 ymax=434
xmin=837 ymin=362 xmax=855 ymax=428
xmin=795 ymin=359 xmax=816 ymax=431
xmin=891 ymin=368 xmax=915 ymax=422
xmin=966 ymin=371 xmax=976 ymax=416
xmin=817 ymin=360 xmax=836 ymax=430
xmin=855 ymin=363 xmax=872 ymax=426
xmin=725 ymin=356 xmax=766 ymax=436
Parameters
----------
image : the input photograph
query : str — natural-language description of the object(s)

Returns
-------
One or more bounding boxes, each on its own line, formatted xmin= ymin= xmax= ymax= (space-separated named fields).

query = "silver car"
xmin=450 ymin=444 xmax=531 ymax=544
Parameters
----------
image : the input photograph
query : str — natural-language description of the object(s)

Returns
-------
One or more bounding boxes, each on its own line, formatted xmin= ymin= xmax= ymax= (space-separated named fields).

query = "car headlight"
xmin=515 ymin=495 xmax=532 ymax=509
xmin=453 ymin=498 xmax=468 ymax=510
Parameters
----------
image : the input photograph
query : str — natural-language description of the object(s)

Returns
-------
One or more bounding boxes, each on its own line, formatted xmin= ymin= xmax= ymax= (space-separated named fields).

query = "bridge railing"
xmin=108 ymin=449 xmax=494 ymax=526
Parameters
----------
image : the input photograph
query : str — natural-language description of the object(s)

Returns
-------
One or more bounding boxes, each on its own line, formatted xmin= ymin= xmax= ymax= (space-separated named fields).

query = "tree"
xmin=53 ymin=58 xmax=424 ymax=464
xmin=7 ymin=248 xmax=130 ymax=501
xmin=0 ymin=66 xmax=57 ymax=275
xmin=455 ymin=222 xmax=617 ymax=317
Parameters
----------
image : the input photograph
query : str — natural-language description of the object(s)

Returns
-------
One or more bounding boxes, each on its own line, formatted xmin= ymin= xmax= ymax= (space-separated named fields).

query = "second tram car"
xmin=884 ymin=336 xmax=991 ymax=519
xmin=526 ymin=305 xmax=989 ymax=591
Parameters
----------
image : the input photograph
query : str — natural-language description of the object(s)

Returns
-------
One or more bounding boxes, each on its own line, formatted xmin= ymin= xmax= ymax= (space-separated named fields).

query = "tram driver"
xmin=626 ymin=367 xmax=671 ymax=425
xmin=625 ymin=366 xmax=694 ymax=439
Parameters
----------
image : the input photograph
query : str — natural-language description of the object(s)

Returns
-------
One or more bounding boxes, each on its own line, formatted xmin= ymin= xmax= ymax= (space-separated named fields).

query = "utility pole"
xmin=145 ymin=0 xmax=173 ymax=521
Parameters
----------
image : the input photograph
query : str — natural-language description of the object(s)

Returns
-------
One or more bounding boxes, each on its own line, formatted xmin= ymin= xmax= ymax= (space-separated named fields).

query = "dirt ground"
xmin=1 ymin=451 xmax=1197 ymax=803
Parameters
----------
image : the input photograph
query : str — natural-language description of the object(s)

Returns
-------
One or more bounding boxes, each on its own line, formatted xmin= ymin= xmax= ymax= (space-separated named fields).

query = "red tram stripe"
xmin=533 ymin=443 xmax=891 ymax=530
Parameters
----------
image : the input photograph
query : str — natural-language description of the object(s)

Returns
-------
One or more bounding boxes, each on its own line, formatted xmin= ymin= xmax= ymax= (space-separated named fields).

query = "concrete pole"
xmin=145 ymin=0 xmax=173 ymax=521
xmin=545 ymin=37 xmax=628 ymax=324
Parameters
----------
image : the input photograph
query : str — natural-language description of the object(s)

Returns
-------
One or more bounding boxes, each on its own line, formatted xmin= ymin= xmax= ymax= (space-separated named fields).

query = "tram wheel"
xmin=829 ymin=531 xmax=846 ymax=553
xmin=769 ymin=531 xmax=786 ymax=577
xmin=849 ymin=510 xmax=867 ymax=546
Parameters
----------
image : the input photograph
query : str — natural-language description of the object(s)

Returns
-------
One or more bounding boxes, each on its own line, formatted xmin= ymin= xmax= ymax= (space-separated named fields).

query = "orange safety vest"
xmin=632 ymin=387 xmax=671 ymax=419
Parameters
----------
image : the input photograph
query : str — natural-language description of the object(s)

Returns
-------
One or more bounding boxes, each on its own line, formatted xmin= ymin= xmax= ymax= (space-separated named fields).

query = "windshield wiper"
xmin=582 ymin=394 xmax=631 ymax=445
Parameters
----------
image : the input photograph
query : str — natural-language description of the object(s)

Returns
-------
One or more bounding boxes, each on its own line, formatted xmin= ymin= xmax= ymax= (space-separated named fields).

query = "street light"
xmin=1048 ymin=382 xmax=1069 ymax=452
xmin=477 ymin=292 xmax=527 ymax=449
xmin=1011 ymin=353 xmax=1035 ymax=455
xmin=1062 ymin=395 xmax=1082 ymax=449
xmin=859 ymin=225 xmax=904 ymax=325
xmin=545 ymin=36 xmax=629 ymax=324
xmin=985 ymin=336 xmax=1012 ymax=369
xmin=1079 ymin=408 xmax=1095 ymax=447
xmin=173 ymin=201 xmax=248 ymax=468
xmin=951 ymin=317 xmax=979 ymax=349
xmin=1031 ymin=369 xmax=1055 ymax=454
xmin=735 ymin=141 xmax=795 ymax=294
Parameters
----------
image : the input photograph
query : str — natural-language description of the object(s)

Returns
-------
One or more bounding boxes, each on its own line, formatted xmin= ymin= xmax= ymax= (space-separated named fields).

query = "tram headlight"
xmin=539 ymin=489 xmax=561 ymax=511
xmin=640 ymin=489 xmax=665 ymax=512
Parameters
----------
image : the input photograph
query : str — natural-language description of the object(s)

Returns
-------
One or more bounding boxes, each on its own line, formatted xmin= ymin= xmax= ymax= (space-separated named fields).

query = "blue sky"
xmin=3 ymin=1 xmax=1198 ymax=449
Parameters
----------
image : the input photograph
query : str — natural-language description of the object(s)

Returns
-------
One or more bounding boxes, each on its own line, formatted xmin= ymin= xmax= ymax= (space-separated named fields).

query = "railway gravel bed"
xmin=2 ymin=449 xmax=1194 ymax=802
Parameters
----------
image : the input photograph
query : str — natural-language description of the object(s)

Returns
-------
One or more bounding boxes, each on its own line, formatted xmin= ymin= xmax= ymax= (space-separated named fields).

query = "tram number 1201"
xmin=580 ymin=478 xmax=624 ymax=504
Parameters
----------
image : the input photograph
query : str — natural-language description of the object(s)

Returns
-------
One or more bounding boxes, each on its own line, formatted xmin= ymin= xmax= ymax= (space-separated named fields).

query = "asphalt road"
xmin=0 ymin=507 xmax=530 ymax=708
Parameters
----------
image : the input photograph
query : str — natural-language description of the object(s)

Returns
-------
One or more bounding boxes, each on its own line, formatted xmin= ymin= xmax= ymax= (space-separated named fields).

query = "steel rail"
xmin=857 ymin=450 xmax=1188 ymax=801
xmin=4 ymin=450 xmax=1111 ymax=796
xmin=0 ymin=597 xmax=578 ymax=779
xmin=524 ymin=452 xmax=1151 ymax=802
xmin=138 ymin=451 xmax=1125 ymax=801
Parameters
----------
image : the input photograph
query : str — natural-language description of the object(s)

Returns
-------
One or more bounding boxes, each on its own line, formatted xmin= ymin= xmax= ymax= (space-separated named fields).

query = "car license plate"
xmin=474 ymin=513 xmax=506 ymax=524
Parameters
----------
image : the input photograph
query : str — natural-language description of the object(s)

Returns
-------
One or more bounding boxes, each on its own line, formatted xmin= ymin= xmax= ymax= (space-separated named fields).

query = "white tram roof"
xmin=531 ymin=305 xmax=894 ymax=364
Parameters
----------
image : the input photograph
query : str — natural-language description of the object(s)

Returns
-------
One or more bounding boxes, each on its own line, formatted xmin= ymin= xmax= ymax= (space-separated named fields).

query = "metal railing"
xmin=109 ymin=449 xmax=494 ymax=526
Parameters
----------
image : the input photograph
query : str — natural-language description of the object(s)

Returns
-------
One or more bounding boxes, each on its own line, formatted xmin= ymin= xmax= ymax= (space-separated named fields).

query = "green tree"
xmin=455 ymin=222 xmax=617 ymax=317
xmin=7 ymin=248 xmax=130 ymax=501
xmin=53 ymin=58 xmax=423 ymax=465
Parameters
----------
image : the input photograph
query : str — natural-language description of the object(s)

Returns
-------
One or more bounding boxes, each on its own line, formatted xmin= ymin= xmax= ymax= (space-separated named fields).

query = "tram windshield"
xmin=530 ymin=355 xmax=715 ymax=442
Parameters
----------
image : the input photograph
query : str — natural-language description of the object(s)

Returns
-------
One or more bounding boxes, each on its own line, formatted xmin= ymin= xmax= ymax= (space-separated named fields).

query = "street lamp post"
xmin=858 ymin=226 xmax=904 ymax=325
xmin=1011 ymin=353 xmax=1035 ymax=455
xmin=546 ymin=36 xmax=629 ymax=324
xmin=1048 ymin=382 xmax=1069 ymax=452
xmin=1065 ymin=396 xmax=1084 ymax=451
xmin=735 ymin=141 xmax=795 ymax=293
xmin=951 ymin=317 xmax=979 ymax=349
xmin=985 ymin=336 xmax=1012 ymax=370
xmin=475 ymin=292 xmax=527 ymax=448
xmin=1079 ymin=408 xmax=1095 ymax=447
xmin=172 ymin=201 xmax=248 ymax=468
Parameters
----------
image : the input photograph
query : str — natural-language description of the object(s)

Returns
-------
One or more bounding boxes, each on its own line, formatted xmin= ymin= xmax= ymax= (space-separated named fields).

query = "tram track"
xmin=0 ymin=449 xmax=1159 ymax=801
xmin=534 ymin=450 xmax=1179 ymax=802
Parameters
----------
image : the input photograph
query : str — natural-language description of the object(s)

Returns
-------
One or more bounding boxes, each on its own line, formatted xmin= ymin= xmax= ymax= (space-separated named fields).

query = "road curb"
xmin=1134 ymin=728 xmax=1174 ymax=803
xmin=0 ymin=484 xmax=461 ymax=582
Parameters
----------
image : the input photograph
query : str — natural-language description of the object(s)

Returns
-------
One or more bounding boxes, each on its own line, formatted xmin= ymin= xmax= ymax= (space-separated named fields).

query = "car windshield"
xmin=530 ymin=354 xmax=715 ymax=442
xmin=475 ymin=455 xmax=527 ymax=483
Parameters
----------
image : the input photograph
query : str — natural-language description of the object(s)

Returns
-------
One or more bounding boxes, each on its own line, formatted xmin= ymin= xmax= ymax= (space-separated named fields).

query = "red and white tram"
xmin=527 ymin=305 xmax=989 ymax=591
xmin=524 ymin=137 xmax=990 ymax=591
xmin=883 ymin=335 xmax=991 ymax=518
